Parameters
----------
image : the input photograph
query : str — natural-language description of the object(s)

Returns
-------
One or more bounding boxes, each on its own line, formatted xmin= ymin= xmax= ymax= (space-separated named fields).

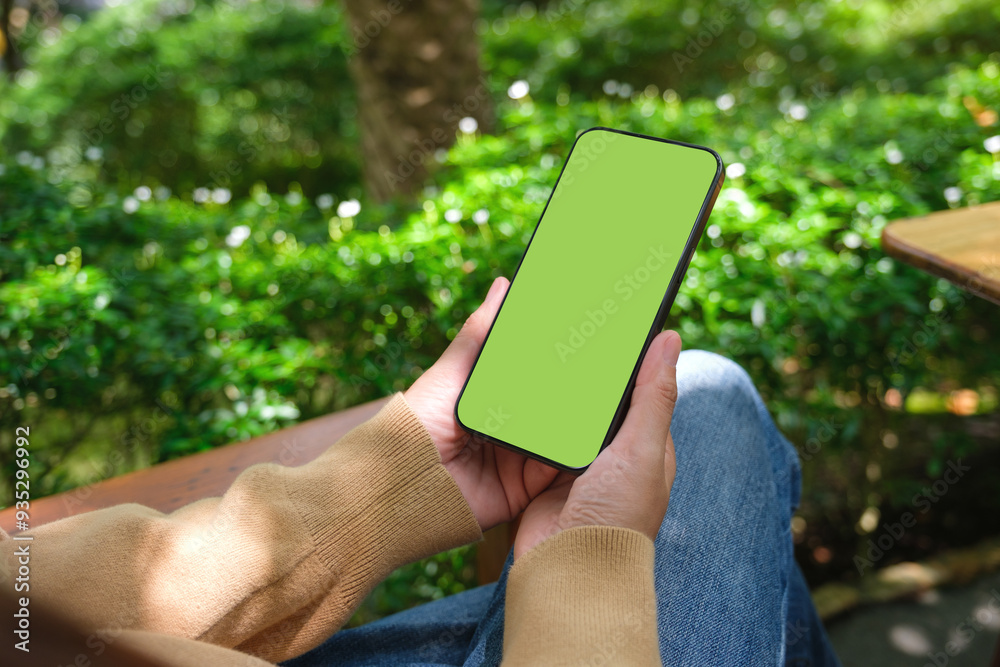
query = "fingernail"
xmin=663 ymin=331 xmax=682 ymax=367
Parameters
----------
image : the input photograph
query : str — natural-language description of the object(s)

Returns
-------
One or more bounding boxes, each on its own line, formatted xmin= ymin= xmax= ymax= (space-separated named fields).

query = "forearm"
xmin=2 ymin=394 xmax=482 ymax=663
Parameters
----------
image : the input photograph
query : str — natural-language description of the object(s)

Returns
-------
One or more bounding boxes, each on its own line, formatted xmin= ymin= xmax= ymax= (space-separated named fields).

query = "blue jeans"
xmin=285 ymin=351 xmax=840 ymax=666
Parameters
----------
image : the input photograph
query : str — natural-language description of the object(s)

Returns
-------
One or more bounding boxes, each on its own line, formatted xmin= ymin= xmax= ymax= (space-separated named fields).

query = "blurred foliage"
xmin=6 ymin=0 xmax=1000 ymax=198
xmin=482 ymin=0 xmax=1000 ymax=102
xmin=0 ymin=0 xmax=358 ymax=198
xmin=2 ymin=0 xmax=1000 ymax=613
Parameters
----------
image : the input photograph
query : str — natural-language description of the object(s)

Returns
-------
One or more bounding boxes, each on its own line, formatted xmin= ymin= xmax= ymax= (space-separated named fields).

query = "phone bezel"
xmin=453 ymin=126 xmax=725 ymax=473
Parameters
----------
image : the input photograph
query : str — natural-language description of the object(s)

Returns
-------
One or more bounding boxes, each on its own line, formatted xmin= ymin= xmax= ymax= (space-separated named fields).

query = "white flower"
xmin=726 ymin=162 xmax=746 ymax=179
xmin=458 ymin=117 xmax=478 ymax=133
xmin=843 ymin=231 xmax=862 ymax=249
xmin=507 ymin=80 xmax=529 ymax=100
xmin=884 ymin=142 xmax=904 ymax=165
xmin=337 ymin=199 xmax=361 ymax=218
xmin=751 ymin=299 xmax=766 ymax=328
xmin=226 ymin=225 xmax=251 ymax=248
xmin=788 ymin=103 xmax=808 ymax=120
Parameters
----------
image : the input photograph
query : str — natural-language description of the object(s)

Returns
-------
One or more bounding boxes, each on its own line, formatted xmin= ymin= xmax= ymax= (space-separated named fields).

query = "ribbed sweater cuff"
xmin=503 ymin=525 xmax=661 ymax=666
xmin=285 ymin=393 xmax=482 ymax=596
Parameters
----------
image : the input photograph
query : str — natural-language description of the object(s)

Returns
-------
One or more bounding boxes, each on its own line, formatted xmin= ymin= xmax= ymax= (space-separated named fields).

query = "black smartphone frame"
xmin=454 ymin=126 xmax=725 ymax=473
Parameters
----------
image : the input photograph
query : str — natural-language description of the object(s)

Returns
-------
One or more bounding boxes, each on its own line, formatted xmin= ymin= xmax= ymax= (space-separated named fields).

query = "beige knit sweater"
xmin=2 ymin=394 xmax=660 ymax=665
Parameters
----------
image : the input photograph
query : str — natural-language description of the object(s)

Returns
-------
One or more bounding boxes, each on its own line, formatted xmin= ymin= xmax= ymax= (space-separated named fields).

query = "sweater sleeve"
xmin=1 ymin=393 xmax=483 ymax=664
xmin=501 ymin=525 xmax=662 ymax=666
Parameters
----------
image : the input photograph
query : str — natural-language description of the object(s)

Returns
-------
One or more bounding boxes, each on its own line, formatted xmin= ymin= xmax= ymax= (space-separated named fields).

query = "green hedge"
xmin=3 ymin=59 xmax=999 ymax=501
xmin=483 ymin=0 xmax=1000 ymax=102
xmin=2 ymin=0 xmax=1000 ymax=606
xmin=6 ymin=0 xmax=1000 ymax=199
xmin=0 ymin=0 xmax=358 ymax=198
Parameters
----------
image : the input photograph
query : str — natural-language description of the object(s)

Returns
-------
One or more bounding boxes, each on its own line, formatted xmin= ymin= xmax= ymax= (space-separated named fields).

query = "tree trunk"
xmin=1 ymin=0 xmax=20 ymax=79
xmin=342 ymin=0 xmax=494 ymax=203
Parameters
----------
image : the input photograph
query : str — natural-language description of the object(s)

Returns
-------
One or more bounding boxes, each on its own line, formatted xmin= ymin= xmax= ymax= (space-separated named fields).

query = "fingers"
xmin=449 ymin=276 xmax=509 ymax=357
xmin=468 ymin=276 xmax=509 ymax=334
xmin=612 ymin=330 xmax=682 ymax=463
xmin=494 ymin=446 xmax=561 ymax=511
xmin=522 ymin=457 xmax=562 ymax=498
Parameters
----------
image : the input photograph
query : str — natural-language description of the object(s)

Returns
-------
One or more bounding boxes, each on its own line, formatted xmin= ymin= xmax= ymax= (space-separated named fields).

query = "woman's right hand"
xmin=513 ymin=330 xmax=681 ymax=559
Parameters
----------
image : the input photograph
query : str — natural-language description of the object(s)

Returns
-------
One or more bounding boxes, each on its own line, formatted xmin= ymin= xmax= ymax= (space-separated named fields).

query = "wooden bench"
xmin=0 ymin=396 xmax=514 ymax=584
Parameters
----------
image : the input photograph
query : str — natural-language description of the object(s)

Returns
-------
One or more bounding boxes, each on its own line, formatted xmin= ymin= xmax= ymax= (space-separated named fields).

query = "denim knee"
xmin=670 ymin=349 xmax=800 ymax=509
xmin=675 ymin=349 xmax=760 ymax=413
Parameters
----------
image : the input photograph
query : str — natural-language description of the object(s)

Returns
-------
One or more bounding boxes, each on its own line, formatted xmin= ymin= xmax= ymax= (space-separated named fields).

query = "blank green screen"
xmin=456 ymin=128 xmax=721 ymax=469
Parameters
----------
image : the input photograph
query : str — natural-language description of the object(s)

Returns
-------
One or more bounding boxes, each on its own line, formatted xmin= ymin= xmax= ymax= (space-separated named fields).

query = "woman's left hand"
xmin=404 ymin=277 xmax=561 ymax=532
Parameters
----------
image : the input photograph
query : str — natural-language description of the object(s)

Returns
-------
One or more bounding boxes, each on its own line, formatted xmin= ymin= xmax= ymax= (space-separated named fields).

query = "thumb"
xmin=448 ymin=276 xmax=509 ymax=359
xmin=611 ymin=330 xmax=682 ymax=461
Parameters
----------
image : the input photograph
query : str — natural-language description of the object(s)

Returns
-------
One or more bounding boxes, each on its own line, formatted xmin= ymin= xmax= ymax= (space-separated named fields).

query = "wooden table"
xmin=884 ymin=201 xmax=1000 ymax=667
xmin=881 ymin=201 xmax=1000 ymax=305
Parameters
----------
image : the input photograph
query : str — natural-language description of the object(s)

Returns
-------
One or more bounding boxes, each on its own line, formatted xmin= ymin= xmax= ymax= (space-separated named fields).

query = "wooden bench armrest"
xmin=0 ymin=395 xmax=513 ymax=583
xmin=0 ymin=397 xmax=390 ymax=534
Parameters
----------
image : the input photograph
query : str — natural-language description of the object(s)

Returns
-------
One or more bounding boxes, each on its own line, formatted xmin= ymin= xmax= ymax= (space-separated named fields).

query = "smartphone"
xmin=454 ymin=127 xmax=724 ymax=472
